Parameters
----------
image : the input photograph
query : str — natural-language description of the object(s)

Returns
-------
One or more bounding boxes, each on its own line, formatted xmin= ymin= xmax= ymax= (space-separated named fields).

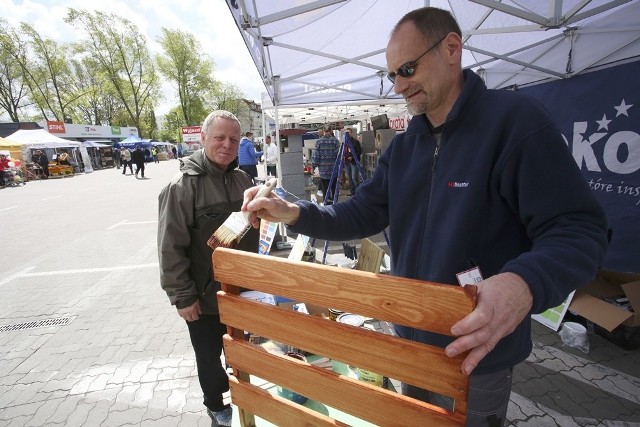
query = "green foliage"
xmin=0 ymin=11 xmax=255 ymax=135
xmin=0 ymin=18 xmax=29 ymax=122
xmin=156 ymin=28 xmax=217 ymax=127
xmin=65 ymin=8 xmax=160 ymax=137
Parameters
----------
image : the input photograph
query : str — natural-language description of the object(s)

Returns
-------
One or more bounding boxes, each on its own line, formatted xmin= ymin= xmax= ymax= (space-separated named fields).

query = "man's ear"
xmin=443 ymin=32 xmax=463 ymax=62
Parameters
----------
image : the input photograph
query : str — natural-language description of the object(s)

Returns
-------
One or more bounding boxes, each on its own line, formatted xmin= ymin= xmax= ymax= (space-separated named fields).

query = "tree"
xmin=158 ymin=107 xmax=184 ymax=143
xmin=156 ymin=28 xmax=217 ymax=127
xmin=0 ymin=19 xmax=29 ymax=122
xmin=69 ymin=56 xmax=124 ymax=125
xmin=65 ymin=8 xmax=159 ymax=137
xmin=212 ymin=82 xmax=249 ymax=122
xmin=18 ymin=22 xmax=81 ymax=122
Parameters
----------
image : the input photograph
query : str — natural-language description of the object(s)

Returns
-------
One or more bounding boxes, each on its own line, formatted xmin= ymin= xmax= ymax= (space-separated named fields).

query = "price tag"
xmin=456 ymin=267 xmax=483 ymax=287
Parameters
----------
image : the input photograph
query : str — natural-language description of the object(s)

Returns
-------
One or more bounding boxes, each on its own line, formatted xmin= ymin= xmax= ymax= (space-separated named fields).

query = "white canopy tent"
xmin=5 ymin=129 xmax=81 ymax=148
xmin=227 ymin=0 xmax=640 ymax=125
xmin=6 ymin=129 xmax=93 ymax=173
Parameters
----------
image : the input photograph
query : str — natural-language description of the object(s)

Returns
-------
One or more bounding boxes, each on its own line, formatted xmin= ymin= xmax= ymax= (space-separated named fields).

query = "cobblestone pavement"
xmin=0 ymin=160 xmax=638 ymax=426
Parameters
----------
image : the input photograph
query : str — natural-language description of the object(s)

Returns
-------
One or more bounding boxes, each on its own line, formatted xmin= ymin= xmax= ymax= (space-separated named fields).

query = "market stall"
xmin=3 ymin=129 xmax=86 ymax=179
xmin=81 ymin=140 xmax=114 ymax=169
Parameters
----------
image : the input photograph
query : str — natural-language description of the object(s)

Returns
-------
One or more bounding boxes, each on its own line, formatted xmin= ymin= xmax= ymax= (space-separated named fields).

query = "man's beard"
xmin=404 ymin=86 xmax=427 ymax=116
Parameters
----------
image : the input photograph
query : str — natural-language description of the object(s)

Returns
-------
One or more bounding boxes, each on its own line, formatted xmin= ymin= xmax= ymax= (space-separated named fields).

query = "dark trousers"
xmin=135 ymin=162 xmax=145 ymax=177
xmin=239 ymin=165 xmax=258 ymax=182
xmin=402 ymin=367 xmax=513 ymax=427
xmin=122 ymin=160 xmax=133 ymax=174
xmin=320 ymin=178 xmax=334 ymax=204
xmin=266 ymin=164 xmax=277 ymax=177
xmin=187 ymin=314 xmax=229 ymax=412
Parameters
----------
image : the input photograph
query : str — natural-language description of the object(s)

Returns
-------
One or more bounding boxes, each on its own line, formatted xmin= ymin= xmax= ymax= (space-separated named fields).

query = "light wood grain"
xmin=213 ymin=248 xmax=476 ymax=426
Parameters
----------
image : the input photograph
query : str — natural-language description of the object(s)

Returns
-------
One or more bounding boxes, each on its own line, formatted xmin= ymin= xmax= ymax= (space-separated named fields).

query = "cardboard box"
xmin=568 ymin=270 xmax=640 ymax=349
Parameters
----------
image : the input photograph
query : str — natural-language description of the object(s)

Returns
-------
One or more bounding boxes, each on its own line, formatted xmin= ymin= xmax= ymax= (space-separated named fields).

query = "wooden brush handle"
xmin=256 ymin=177 xmax=277 ymax=198
xmin=243 ymin=178 xmax=277 ymax=222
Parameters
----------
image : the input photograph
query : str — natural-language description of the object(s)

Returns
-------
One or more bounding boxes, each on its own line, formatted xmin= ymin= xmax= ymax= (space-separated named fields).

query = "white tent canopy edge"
xmin=227 ymin=0 xmax=640 ymax=125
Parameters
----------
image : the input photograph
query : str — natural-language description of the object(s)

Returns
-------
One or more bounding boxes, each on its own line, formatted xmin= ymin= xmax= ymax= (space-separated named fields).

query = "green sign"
xmin=111 ymin=126 xmax=121 ymax=135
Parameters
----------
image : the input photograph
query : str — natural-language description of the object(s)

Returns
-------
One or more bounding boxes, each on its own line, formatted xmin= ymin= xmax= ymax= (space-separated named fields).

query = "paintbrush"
xmin=207 ymin=177 xmax=277 ymax=249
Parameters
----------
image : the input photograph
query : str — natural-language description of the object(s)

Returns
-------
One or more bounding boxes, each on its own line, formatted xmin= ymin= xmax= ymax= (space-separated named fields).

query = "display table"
xmin=48 ymin=164 xmax=74 ymax=177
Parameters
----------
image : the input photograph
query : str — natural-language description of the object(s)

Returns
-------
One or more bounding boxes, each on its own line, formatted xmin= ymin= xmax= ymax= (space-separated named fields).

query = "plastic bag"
xmin=559 ymin=321 xmax=590 ymax=353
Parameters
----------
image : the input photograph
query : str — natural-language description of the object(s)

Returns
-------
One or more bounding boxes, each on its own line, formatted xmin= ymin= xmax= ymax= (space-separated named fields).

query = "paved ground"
xmin=0 ymin=159 xmax=638 ymax=426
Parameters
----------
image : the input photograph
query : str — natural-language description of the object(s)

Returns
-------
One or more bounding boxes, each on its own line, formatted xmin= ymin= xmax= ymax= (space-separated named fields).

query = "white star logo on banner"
xmin=614 ymin=99 xmax=633 ymax=117
xmin=596 ymin=114 xmax=612 ymax=131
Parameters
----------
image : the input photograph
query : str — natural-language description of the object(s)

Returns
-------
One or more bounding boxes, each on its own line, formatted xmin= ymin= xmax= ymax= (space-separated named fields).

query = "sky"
xmin=1 ymin=0 xmax=267 ymax=117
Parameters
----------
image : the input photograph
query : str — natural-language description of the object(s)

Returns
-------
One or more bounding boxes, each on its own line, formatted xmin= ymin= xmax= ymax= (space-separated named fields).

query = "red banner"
xmin=47 ymin=121 xmax=66 ymax=133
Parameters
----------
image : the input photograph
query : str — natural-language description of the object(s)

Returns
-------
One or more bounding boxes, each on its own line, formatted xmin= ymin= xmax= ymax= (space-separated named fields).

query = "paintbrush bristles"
xmin=208 ymin=178 xmax=277 ymax=250
xmin=208 ymin=211 xmax=250 ymax=250
xmin=207 ymin=223 xmax=250 ymax=249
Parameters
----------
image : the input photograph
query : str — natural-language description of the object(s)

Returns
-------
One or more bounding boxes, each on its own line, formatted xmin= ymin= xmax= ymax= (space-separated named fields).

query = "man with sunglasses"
xmin=242 ymin=7 xmax=608 ymax=426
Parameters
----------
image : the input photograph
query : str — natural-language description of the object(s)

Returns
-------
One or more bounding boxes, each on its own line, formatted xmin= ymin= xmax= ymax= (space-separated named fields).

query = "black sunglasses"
xmin=387 ymin=35 xmax=446 ymax=84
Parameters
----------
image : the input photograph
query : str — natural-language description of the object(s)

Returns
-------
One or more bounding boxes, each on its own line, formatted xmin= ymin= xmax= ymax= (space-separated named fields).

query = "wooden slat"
xmin=225 ymin=337 xmax=466 ymax=427
xmin=218 ymin=293 xmax=468 ymax=403
xmin=213 ymin=248 xmax=477 ymax=336
xmin=228 ymin=376 xmax=348 ymax=427
xmin=214 ymin=248 xmax=473 ymax=426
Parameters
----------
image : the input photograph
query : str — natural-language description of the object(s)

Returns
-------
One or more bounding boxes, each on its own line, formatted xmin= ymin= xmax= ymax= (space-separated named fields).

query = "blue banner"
xmin=520 ymin=61 xmax=640 ymax=272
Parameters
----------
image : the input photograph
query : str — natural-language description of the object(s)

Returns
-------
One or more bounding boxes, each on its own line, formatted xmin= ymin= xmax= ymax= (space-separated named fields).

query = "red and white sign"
xmin=47 ymin=121 xmax=66 ymax=134
xmin=388 ymin=115 xmax=411 ymax=131
xmin=181 ymin=126 xmax=202 ymax=143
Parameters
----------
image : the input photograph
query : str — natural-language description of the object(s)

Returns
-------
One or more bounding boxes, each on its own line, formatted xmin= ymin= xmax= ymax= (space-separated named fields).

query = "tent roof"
xmin=81 ymin=140 xmax=111 ymax=148
xmin=5 ymin=129 xmax=81 ymax=148
xmin=0 ymin=135 xmax=22 ymax=148
xmin=228 ymin=0 xmax=640 ymax=124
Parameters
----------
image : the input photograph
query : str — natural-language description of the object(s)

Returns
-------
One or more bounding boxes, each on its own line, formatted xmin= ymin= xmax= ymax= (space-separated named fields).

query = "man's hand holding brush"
xmin=242 ymin=184 xmax=301 ymax=228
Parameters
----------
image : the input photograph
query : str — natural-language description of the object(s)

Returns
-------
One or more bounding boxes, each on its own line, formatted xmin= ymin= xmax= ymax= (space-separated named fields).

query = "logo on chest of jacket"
xmin=447 ymin=181 xmax=469 ymax=188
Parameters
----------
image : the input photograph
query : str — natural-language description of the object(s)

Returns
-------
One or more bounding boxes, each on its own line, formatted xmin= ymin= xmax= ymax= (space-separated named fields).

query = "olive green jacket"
xmin=158 ymin=149 xmax=259 ymax=314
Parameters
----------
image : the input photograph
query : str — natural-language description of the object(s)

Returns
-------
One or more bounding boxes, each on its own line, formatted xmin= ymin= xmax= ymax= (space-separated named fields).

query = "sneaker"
xmin=207 ymin=406 xmax=232 ymax=427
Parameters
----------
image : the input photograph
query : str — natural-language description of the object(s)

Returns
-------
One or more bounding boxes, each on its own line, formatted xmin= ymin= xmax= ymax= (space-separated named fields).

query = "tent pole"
xmin=271 ymin=77 xmax=289 ymax=249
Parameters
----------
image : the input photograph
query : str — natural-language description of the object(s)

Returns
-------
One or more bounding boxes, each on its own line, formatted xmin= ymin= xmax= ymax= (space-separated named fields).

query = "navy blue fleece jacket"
xmin=289 ymin=70 xmax=608 ymax=374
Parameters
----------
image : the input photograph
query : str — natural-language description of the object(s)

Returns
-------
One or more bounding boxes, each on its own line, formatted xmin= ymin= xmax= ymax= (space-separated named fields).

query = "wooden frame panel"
xmin=213 ymin=248 xmax=477 ymax=427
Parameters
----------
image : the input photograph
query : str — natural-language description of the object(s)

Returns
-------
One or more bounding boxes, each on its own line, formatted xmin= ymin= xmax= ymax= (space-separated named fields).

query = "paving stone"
xmin=102 ymin=406 xmax=147 ymax=427
xmin=0 ymin=400 xmax=45 ymax=421
xmin=24 ymin=398 xmax=61 ymax=427
xmin=65 ymin=401 xmax=93 ymax=426
xmin=124 ymin=359 xmax=152 ymax=383
xmin=133 ymin=382 xmax=156 ymax=407
xmin=47 ymin=395 xmax=83 ymax=425
xmin=140 ymin=367 xmax=161 ymax=383
xmin=82 ymin=398 xmax=111 ymax=426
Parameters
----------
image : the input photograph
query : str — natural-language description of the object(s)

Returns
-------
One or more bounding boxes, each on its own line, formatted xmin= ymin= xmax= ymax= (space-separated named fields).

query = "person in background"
xmin=172 ymin=145 xmax=178 ymax=159
xmin=121 ymin=147 xmax=133 ymax=174
xmin=158 ymin=110 xmax=259 ymax=427
xmin=31 ymin=149 xmax=49 ymax=178
xmin=264 ymin=135 xmax=278 ymax=177
xmin=343 ymin=128 xmax=362 ymax=196
xmin=113 ymin=147 xmax=121 ymax=169
xmin=177 ymin=143 xmax=183 ymax=158
xmin=237 ymin=131 xmax=263 ymax=182
xmin=151 ymin=147 xmax=159 ymax=163
xmin=132 ymin=146 xmax=146 ymax=178
xmin=0 ymin=153 xmax=10 ymax=187
xmin=241 ymin=7 xmax=608 ymax=427
xmin=311 ymin=125 xmax=340 ymax=202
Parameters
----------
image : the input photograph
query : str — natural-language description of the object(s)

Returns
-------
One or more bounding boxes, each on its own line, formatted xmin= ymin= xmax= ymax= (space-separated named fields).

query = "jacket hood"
xmin=179 ymin=149 xmax=239 ymax=177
